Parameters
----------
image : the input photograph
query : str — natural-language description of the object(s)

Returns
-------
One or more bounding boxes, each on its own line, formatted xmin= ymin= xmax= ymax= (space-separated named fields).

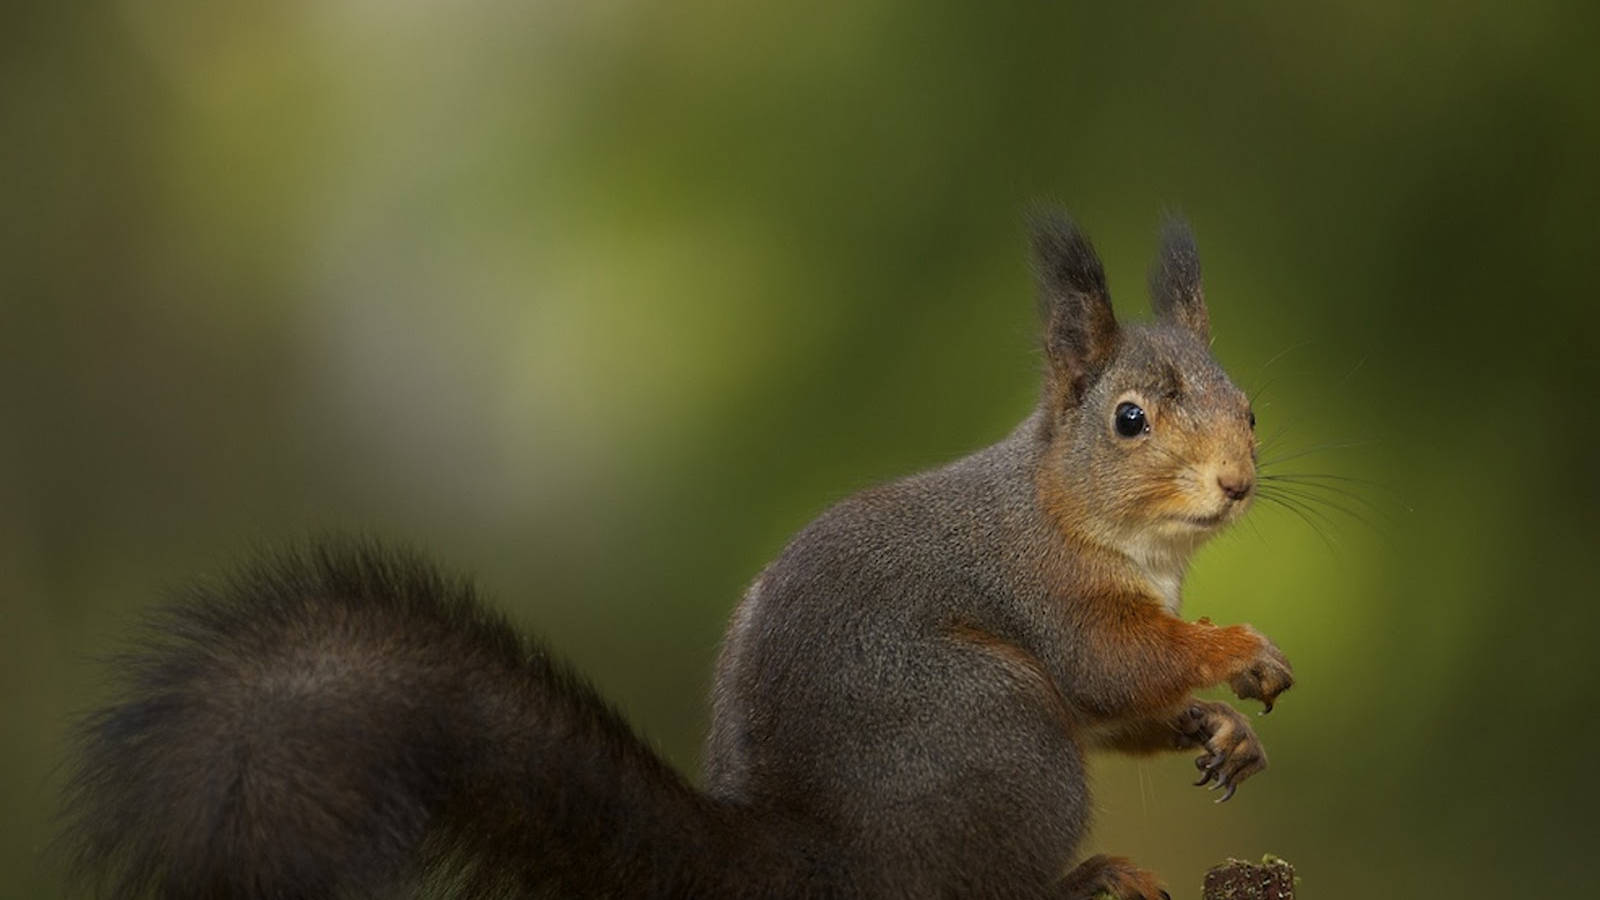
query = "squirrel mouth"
xmin=1176 ymin=510 xmax=1229 ymax=529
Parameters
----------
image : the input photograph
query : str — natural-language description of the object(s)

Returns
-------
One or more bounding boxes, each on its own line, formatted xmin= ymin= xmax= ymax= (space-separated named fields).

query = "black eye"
xmin=1114 ymin=402 xmax=1147 ymax=438
xmin=1248 ymin=410 xmax=1256 ymax=429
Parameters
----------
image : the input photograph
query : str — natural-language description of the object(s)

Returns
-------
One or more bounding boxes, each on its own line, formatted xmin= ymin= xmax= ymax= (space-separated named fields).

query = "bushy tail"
xmin=62 ymin=541 xmax=843 ymax=899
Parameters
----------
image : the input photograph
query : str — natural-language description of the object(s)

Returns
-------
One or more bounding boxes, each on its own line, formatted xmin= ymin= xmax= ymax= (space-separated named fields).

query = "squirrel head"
xmin=1030 ymin=212 xmax=1256 ymax=573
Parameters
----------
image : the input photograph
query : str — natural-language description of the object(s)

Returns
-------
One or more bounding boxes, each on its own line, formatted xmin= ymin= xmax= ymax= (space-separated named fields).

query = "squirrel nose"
xmin=1218 ymin=475 xmax=1253 ymax=502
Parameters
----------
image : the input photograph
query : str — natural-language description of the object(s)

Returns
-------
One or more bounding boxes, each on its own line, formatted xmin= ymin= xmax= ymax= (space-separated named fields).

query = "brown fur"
xmin=1059 ymin=855 xmax=1169 ymax=900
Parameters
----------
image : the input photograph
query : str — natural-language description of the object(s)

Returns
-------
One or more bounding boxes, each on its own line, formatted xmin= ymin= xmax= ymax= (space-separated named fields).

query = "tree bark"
xmin=1201 ymin=857 xmax=1296 ymax=899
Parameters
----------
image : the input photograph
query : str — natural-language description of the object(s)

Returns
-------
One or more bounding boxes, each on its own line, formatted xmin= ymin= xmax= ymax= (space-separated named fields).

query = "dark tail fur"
xmin=62 ymin=541 xmax=844 ymax=899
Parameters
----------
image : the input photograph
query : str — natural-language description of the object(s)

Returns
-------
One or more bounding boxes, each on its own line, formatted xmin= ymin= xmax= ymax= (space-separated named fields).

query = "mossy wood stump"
xmin=1202 ymin=857 xmax=1295 ymax=899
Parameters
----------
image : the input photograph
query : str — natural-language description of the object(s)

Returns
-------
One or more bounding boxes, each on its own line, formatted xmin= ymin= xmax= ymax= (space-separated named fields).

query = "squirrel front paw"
xmin=1225 ymin=627 xmax=1293 ymax=713
xmin=1175 ymin=701 xmax=1267 ymax=803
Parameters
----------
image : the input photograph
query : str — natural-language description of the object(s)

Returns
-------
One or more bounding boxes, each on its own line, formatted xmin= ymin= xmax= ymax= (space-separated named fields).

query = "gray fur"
xmin=63 ymin=212 xmax=1258 ymax=900
xmin=706 ymin=216 xmax=1254 ymax=897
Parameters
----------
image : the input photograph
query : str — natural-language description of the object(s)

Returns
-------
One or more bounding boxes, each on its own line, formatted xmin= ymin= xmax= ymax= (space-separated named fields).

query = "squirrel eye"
xmin=1248 ymin=410 xmax=1256 ymax=429
xmin=1113 ymin=402 xmax=1148 ymax=438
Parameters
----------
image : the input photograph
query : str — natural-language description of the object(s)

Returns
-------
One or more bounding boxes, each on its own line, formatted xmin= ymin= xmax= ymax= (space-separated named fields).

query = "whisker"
xmin=1257 ymin=483 xmax=1377 ymax=530
xmin=1264 ymin=472 xmax=1416 ymax=515
xmin=1258 ymin=475 xmax=1395 ymax=517
xmin=1256 ymin=496 xmax=1339 ymax=549
xmin=1257 ymin=440 xmax=1376 ymax=468
xmin=1243 ymin=515 xmax=1267 ymax=546
xmin=1256 ymin=340 xmax=1314 ymax=375
xmin=1243 ymin=341 xmax=1317 ymax=409
xmin=1333 ymin=355 xmax=1368 ymax=387
xmin=1254 ymin=428 xmax=1293 ymax=459
xmin=1259 ymin=471 xmax=1389 ymax=488
xmin=1257 ymin=485 xmax=1345 ymax=530
xmin=1253 ymin=493 xmax=1339 ymax=552
xmin=1249 ymin=376 xmax=1283 ymax=409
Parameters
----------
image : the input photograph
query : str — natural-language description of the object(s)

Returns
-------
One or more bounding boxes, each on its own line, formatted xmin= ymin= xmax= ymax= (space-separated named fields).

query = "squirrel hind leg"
xmin=1057 ymin=854 xmax=1169 ymax=900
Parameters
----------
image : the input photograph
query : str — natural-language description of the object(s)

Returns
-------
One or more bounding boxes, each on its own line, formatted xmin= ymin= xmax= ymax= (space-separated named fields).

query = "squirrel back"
xmin=63 ymin=212 xmax=1290 ymax=899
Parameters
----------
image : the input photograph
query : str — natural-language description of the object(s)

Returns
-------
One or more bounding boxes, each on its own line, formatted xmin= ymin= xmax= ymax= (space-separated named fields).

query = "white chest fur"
xmin=1117 ymin=532 xmax=1192 ymax=614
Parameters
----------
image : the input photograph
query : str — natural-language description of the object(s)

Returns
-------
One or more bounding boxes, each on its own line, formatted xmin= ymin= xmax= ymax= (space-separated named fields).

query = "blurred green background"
xmin=5 ymin=2 xmax=1597 ymax=897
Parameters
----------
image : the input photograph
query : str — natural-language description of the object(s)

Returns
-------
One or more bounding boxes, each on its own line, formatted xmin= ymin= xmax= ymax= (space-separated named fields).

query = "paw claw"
xmin=1194 ymin=755 xmax=1224 ymax=786
xmin=1226 ymin=627 xmax=1293 ymax=710
xmin=1178 ymin=701 xmax=1269 ymax=801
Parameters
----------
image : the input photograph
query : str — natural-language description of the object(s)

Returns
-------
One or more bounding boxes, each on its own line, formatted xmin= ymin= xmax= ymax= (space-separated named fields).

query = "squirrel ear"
xmin=1148 ymin=215 xmax=1209 ymax=340
xmin=1032 ymin=211 xmax=1119 ymax=403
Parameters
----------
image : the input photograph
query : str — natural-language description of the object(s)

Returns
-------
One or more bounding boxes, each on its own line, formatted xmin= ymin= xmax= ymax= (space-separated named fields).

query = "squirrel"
xmin=61 ymin=212 xmax=1292 ymax=900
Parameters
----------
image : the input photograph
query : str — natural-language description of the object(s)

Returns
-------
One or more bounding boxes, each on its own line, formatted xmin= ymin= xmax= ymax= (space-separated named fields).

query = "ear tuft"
xmin=1032 ymin=211 xmax=1109 ymax=313
xmin=1030 ymin=210 xmax=1119 ymax=403
xmin=1148 ymin=214 xmax=1209 ymax=339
